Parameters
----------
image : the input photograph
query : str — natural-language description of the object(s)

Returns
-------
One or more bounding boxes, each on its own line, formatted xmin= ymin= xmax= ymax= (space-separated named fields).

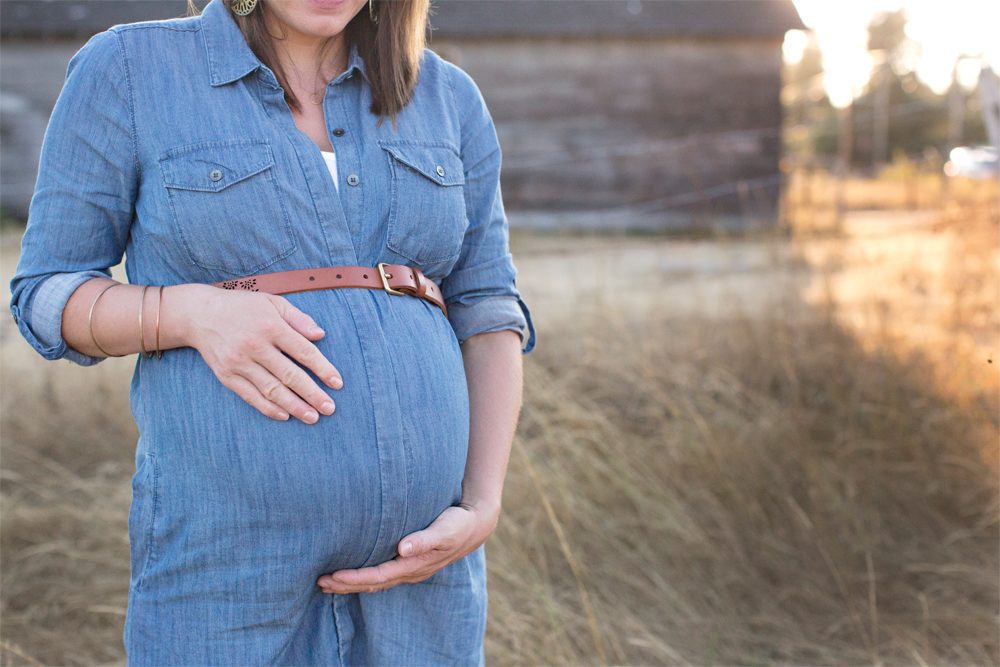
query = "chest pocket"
xmin=159 ymin=139 xmax=298 ymax=277
xmin=378 ymin=140 xmax=468 ymax=279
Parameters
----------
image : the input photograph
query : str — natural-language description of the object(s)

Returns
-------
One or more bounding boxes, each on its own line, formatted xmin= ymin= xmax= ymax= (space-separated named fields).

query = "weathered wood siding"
xmin=432 ymin=37 xmax=786 ymax=230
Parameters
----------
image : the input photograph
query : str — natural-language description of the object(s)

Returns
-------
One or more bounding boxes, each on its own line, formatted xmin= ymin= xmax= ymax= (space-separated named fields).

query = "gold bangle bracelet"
xmin=138 ymin=284 xmax=150 ymax=357
xmin=154 ymin=284 xmax=164 ymax=359
xmin=88 ymin=282 xmax=122 ymax=358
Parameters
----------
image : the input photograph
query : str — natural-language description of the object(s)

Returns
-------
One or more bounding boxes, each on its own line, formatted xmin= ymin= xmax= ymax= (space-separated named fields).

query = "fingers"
xmin=397 ymin=526 xmax=448 ymax=558
xmin=254 ymin=346 xmax=337 ymax=422
xmin=270 ymin=318 xmax=345 ymax=391
xmin=397 ymin=505 xmax=471 ymax=557
xmin=269 ymin=297 xmax=344 ymax=390
xmin=317 ymin=509 xmax=478 ymax=594
xmin=317 ymin=550 xmax=451 ymax=594
xmin=237 ymin=358 xmax=330 ymax=425
xmin=215 ymin=370 xmax=290 ymax=422
xmin=269 ymin=294 xmax=326 ymax=341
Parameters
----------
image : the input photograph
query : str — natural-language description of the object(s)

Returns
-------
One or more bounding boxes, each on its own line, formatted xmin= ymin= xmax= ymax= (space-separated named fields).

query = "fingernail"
xmin=401 ymin=542 xmax=413 ymax=556
xmin=312 ymin=326 xmax=325 ymax=336
xmin=304 ymin=411 xmax=319 ymax=423
xmin=328 ymin=376 xmax=344 ymax=389
xmin=277 ymin=411 xmax=290 ymax=421
xmin=320 ymin=401 xmax=335 ymax=415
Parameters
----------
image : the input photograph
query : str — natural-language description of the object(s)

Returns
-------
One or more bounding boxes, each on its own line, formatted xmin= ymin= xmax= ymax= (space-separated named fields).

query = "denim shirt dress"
xmin=8 ymin=0 xmax=536 ymax=663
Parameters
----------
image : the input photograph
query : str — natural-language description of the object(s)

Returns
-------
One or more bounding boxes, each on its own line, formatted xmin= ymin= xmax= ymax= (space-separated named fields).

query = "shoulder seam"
xmin=109 ymin=29 xmax=143 ymax=182
xmin=441 ymin=59 xmax=475 ymax=160
xmin=445 ymin=61 xmax=498 ymax=170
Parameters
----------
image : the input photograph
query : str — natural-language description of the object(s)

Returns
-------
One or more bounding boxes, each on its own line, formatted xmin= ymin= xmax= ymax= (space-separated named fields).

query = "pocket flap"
xmin=160 ymin=140 xmax=275 ymax=192
xmin=378 ymin=141 xmax=465 ymax=186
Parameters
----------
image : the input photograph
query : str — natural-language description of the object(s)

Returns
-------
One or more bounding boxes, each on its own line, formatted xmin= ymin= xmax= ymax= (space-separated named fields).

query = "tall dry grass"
xmin=490 ymin=298 xmax=997 ymax=665
xmin=1 ymin=192 xmax=998 ymax=665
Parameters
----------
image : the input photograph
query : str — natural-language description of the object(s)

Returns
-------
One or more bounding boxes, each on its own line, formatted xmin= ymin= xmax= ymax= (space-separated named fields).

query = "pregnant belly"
xmin=130 ymin=289 xmax=470 ymax=587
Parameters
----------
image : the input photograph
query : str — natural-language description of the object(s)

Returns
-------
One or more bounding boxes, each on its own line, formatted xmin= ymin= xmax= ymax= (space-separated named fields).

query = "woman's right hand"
xmin=174 ymin=284 xmax=344 ymax=424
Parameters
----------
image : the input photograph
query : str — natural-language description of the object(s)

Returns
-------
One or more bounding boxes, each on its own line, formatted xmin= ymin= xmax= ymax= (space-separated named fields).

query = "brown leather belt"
xmin=211 ymin=262 xmax=448 ymax=317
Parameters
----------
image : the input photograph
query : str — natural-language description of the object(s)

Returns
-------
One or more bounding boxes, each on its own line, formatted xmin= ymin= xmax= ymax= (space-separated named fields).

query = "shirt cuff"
xmin=447 ymin=295 xmax=536 ymax=354
xmin=13 ymin=271 xmax=110 ymax=366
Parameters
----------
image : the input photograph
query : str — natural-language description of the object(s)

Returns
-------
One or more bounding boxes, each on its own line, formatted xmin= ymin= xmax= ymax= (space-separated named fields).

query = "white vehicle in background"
xmin=943 ymin=145 xmax=999 ymax=179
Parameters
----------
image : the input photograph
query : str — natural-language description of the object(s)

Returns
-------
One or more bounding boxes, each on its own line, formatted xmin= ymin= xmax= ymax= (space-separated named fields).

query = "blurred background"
xmin=1 ymin=1 xmax=997 ymax=665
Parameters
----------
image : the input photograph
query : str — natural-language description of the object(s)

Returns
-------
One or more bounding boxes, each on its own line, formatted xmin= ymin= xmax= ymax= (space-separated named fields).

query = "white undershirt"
xmin=320 ymin=149 xmax=339 ymax=192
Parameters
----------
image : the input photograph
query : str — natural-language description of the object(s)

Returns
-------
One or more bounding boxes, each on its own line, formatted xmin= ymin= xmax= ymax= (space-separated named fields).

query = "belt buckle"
xmin=377 ymin=262 xmax=406 ymax=296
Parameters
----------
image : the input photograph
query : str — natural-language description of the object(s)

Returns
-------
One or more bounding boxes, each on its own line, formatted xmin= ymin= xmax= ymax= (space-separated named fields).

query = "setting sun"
xmin=788 ymin=0 xmax=1000 ymax=106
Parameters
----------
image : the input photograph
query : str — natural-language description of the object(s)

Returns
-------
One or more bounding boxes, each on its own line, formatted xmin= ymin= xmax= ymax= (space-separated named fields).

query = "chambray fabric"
xmin=7 ymin=0 xmax=536 ymax=663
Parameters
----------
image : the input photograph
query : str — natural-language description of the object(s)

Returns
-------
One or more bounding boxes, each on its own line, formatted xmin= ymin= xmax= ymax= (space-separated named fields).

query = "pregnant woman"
xmin=8 ymin=0 xmax=535 ymax=663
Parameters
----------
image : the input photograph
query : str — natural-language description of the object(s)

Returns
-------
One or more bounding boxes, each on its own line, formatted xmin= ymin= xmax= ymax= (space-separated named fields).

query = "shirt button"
xmin=209 ymin=169 xmax=223 ymax=181
xmin=332 ymin=128 xmax=346 ymax=137
xmin=435 ymin=165 xmax=446 ymax=176
xmin=347 ymin=174 xmax=360 ymax=186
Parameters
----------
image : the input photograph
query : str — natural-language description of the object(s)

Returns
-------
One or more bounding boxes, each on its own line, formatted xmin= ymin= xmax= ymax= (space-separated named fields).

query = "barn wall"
xmin=431 ymin=36 xmax=787 ymax=230
xmin=1 ymin=35 xmax=788 ymax=232
xmin=1 ymin=39 xmax=85 ymax=219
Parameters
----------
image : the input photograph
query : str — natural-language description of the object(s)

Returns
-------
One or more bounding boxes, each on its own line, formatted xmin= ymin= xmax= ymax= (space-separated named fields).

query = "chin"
xmin=293 ymin=1 xmax=358 ymax=31
xmin=297 ymin=0 xmax=353 ymax=18
xmin=264 ymin=0 xmax=357 ymax=35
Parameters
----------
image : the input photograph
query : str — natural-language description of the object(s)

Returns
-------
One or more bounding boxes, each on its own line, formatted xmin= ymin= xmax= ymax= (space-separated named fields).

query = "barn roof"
xmin=430 ymin=0 xmax=804 ymax=38
xmin=1 ymin=0 xmax=802 ymax=39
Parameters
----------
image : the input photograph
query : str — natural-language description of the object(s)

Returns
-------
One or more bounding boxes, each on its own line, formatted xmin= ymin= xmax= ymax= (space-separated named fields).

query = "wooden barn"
xmin=1 ymin=0 xmax=802 ymax=231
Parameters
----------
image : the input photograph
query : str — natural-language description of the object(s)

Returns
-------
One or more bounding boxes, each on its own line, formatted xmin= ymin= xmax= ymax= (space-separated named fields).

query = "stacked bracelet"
xmin=138 ymin=284 xmax=149 ymax=356
xmin=88 ymin=282 xmax=123 ymax=357
xmin=87 ymin=281 xmax=166 ymax=359
xmin=143 ymin=284 xmax=165 ymax=359
xmin=154 ymin=285 xmax=164 ymax=359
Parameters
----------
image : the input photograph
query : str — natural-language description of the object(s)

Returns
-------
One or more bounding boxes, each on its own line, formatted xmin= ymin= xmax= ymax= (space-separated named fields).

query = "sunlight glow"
xmin=789 ymin=0 xmax=1000 ymax=106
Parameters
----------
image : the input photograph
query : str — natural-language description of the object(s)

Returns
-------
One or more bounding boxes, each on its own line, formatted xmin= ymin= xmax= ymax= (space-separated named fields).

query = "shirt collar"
xmin=201 ymin=0 xmax=369 ymax=88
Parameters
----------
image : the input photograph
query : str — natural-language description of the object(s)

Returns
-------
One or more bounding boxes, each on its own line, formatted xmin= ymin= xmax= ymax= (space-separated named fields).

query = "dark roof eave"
xmin=1 ymin=0 xmax=804 ymax=39
xmin=429 ymin=0 xmax=804 ymax=38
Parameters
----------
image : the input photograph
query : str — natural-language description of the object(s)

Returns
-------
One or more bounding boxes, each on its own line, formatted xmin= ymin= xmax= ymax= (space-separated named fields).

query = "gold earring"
xmin=231 ymin=0 xmax=258 ymax=16
xmin=369 ymin=0 xmax=378 ymax=23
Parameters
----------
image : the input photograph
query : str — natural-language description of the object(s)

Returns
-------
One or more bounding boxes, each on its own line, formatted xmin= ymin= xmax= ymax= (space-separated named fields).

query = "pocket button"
xmin=435 ymin=165 xmax=446 ymax=176
xmin=209 ymin=169 xmax=223 ymax=182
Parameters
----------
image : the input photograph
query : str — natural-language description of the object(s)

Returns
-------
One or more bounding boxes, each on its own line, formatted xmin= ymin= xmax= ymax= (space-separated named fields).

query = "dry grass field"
xmin=1 ymin=176 xmax=998 ymax=666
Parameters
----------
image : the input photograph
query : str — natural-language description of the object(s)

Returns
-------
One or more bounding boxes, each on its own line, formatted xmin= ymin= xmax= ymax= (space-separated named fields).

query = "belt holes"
xmin=309 ymin=275 xmax=315 ymax=281
xmin=336 ymin=274 xmax=342 ymax=279
xmin=363 ymin=273 xmax=368 ymax=279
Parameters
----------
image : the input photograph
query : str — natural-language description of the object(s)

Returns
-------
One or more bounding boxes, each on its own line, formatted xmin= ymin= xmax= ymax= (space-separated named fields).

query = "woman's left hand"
xmin=316 ymin=500 xmax=500 ymax=594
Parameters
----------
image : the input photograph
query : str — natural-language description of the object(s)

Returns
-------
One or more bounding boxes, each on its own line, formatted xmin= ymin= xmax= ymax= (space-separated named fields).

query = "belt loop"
xmin=412 ymin=268 xmax=428 ymax=297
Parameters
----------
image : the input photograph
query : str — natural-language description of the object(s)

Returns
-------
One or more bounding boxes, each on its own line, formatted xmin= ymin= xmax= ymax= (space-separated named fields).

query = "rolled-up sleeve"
xmin=8 ymin=28 xmax=137 ymax=366
xmin=441 ymin=62 xmax=536 ymax=354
